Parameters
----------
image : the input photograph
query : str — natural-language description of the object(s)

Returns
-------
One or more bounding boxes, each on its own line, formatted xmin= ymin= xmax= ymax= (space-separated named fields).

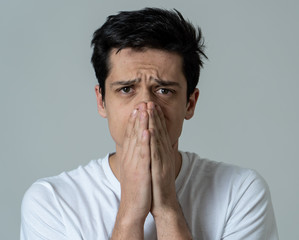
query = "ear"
xmin=95 ymin=85 xmax=107 ymax=118
xmin=185 ymin=88 xmax=199 ymax=120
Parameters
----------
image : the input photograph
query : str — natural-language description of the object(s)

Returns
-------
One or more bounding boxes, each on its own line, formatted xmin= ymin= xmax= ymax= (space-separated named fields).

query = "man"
xmin=21 ymin=8 xmax=279 ymax=239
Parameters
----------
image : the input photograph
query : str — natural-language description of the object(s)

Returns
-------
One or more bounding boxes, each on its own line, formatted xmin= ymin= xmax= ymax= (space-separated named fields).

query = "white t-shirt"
xmin=20 ymin=152 xmax=279 ymax=240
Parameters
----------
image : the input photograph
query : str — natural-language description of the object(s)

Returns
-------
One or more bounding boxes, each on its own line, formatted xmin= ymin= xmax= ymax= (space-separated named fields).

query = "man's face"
xmin=95 ymin=48 xmax=198 ymax=151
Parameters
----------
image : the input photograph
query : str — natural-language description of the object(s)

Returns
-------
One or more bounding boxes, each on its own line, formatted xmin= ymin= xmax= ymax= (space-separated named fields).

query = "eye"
xmin=120 ymin=86 xmax=133 ymax=94
xmin=156 ymin=88 xmax=172 ymax=95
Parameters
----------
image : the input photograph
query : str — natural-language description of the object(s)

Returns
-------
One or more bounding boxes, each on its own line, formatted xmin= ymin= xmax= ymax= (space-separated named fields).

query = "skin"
xmin=95 ymin=47 xmax=199 ymax=239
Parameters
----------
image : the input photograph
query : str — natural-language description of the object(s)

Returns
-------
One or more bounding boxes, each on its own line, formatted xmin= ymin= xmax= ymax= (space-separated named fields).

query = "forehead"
xmin=107 ymin=48 xmax=185 ymax=82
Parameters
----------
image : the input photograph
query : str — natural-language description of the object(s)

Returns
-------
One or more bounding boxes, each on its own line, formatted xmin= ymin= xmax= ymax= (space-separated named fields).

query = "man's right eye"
xmin=120 ymin=87 xmax=132 ymax=93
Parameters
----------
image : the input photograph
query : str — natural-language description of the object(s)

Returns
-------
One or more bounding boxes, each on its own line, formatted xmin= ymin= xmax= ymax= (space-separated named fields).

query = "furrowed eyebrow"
xmin=110 ymin=79 xmax=141 ymax=87
xmin=109 ymin=77 xmax=180 ymax=88
xmin=152 ymin=78 xmax=180 ymax=87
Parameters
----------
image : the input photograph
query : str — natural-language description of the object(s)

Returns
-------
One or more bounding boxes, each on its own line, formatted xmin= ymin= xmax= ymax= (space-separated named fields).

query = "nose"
xmin=134 ymin=88 xmax=156 ymax=110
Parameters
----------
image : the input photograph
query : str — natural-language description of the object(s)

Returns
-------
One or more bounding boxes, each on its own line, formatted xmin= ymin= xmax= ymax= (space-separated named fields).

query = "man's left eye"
xmin=157 ymin=88 xmax=171 ymax=95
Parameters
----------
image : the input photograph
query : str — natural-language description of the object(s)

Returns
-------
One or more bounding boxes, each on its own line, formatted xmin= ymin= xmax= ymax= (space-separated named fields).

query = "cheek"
xmin=106 ymin=107 xmax=131 ymax=145
xmin=162 ymin=103 xmax=186 ymax=122
xmin=162 ymin=106 xmax=186 ymax=139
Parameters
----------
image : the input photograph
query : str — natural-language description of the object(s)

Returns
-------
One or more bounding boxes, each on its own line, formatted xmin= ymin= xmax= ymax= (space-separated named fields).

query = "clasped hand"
xmin=118 ymin=101 xmax=180 ymax=225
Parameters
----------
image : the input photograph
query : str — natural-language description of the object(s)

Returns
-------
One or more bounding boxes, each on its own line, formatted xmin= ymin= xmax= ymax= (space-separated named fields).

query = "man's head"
xmin=91 ymin=8 xmax=207 ymax=102
xmin=91 ymin=8 xmax=207 ymax=150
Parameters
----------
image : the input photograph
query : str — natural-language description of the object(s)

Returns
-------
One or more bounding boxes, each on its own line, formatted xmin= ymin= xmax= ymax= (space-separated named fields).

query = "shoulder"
xmin=180 ymin=151 xmax=272 ymax=207
xmin=21 ymin=156 xmax=98 ymax=209
xmin=180 ymin=151 xmax=278 ymax=239
xmin=181 ymin=151 xmax=262 ymax=184
xmin=22 ymin=154 xmax=110 ymax=202
xmin=21 ymin=154 xmax=110 ymax=238
xmin=34 ymin=154 xmax=107 ymax=192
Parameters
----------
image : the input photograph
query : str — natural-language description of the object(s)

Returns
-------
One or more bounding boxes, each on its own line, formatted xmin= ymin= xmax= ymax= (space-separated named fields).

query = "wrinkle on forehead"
xmin=136 ymin=68 xmax=158 ymax=78
xmin=108 ymin=47 xmax=185 ymax=86
xmin=135 ymin=70 xmax=168 ymax=83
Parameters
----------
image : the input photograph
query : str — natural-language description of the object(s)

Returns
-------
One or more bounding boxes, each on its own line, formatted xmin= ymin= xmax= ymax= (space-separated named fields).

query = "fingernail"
xmin=132 ymin=109 xmax=137 ymax=116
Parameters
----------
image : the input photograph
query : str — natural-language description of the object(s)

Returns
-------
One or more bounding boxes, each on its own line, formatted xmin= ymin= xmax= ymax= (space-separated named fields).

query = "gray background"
xmin=1 ymin=0 xmax=298 ymax=239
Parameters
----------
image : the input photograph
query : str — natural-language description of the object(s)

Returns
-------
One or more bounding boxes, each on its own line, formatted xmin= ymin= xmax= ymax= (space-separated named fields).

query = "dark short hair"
xmin=91 ymin=7 xmax=207 ymax=101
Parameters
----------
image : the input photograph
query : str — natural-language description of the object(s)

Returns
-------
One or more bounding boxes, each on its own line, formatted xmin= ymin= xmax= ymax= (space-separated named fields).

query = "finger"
xmin=124 ymin=110 xmax=141 ymax=164
xmin=147 ymin=103 xmax=160 ymax=133
xmin=139 ymin=129 xmax=151 ymax=169
xmin=147 ymin=104 xmax=162 ymax=171
xmin=149 ymin=127 xmax=162 ymax=172
xmin=155 ymin=105 xmax=168 ymax=136
xmin=148 ymin=105 xmax=155 ymax=132
xmin=137 ymin=102 xmax=147 ymax=111
xmin=137 ymin=110 xmax=149 ymax=143
xmin=126 ymin=110 xmax=148 ymax=166
xmin=149 ymin=105 xmax=170 ymax=148
xmin=123 ymin=108 xmax=138 ymax=155
xmin=157 ymin=105 xmax=173 ymax=148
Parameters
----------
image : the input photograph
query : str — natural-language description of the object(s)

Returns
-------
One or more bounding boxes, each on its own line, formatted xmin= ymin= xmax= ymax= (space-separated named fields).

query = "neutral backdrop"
xmin=1 ymin=0 xmax=298 ymax=239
